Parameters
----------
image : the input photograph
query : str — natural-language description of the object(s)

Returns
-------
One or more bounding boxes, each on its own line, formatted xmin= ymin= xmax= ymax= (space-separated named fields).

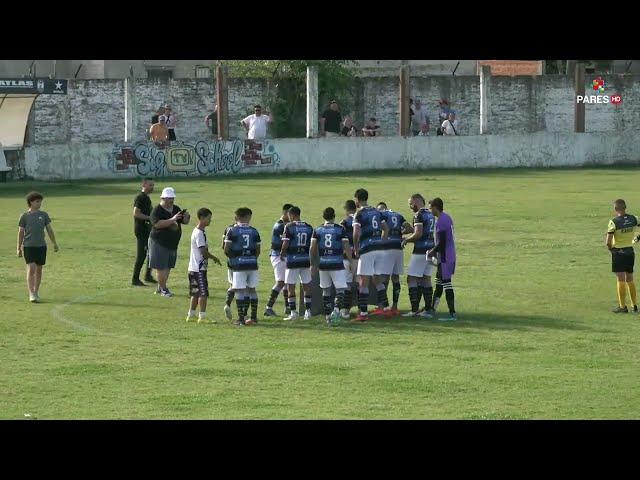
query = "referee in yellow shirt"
xmin=606 ymin=199 xmax=639 ymax=313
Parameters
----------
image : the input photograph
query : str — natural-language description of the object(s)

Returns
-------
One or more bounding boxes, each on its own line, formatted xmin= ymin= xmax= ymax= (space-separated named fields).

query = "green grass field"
xmin=1 ymin=168 xmax=640 ymax=419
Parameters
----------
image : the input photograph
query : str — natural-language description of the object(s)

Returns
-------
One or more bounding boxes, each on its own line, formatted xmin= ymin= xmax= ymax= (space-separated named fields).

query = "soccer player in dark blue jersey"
xmin=264 ymin=203 xmax=293 ymax=317
xmin=352 ymin=188 xmax=390 ymax=321
xmin=376 ymin=202 xmax=412 ymax=315
xmin=310 ymin=207 xmax=352 ymax=326
xmin=221 ymin=220 xmax=237 ymax=320
xmin=401 ymin=194 xmax=436 ymax=318
xmin=339 ymin=200 xmax=359 ymax=319
xmin=280 ymin=206 xmax=315 ymax=321
xmin=224 ymin=207 xmax=261 ymax=326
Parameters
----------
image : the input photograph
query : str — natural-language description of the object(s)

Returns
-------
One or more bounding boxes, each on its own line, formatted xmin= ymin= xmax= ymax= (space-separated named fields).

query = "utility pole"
xmin=306 ymin=66 xmax=319 ymax=138
xmin=574 ymin=62 xmax=585 ymax=133
xmin=399 ymin=61 xmax=410 ymax=137
xmin=216 ymin=63 xmax=229 ymax=139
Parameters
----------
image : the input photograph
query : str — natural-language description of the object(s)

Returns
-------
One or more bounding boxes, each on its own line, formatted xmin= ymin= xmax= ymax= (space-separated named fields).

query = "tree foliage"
xmin=221 ymin=60 xmax=359 ymax=138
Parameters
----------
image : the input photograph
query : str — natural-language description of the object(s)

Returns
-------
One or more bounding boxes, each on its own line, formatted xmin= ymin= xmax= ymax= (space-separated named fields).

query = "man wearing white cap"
xmin=149 ymin=187 xmax=190 ymax=297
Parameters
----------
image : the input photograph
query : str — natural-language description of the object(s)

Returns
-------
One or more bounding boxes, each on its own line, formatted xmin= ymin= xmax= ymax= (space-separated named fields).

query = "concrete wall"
xmin=32 ymin=78 xmax=270 ymax=146
xmin=29 ymin=74 xmax=640 ymax=146
xmin=23 ymin=133 xmax=640 ymax=181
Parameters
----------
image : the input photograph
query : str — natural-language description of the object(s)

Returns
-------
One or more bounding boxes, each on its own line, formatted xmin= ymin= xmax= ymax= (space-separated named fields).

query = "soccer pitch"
xmin=1 ymin=168 xmax=639 ymax=419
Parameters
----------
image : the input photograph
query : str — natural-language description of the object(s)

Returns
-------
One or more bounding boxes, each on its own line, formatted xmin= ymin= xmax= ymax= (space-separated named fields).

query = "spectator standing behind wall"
xmin=149 ymin=115 xmax=169 ymax=147
xmin=240 ymin=104 xmax=272 ymax=140
xmin=164 ymin=104 xmax=177 ymax=142
xmin=320 ymin=100 xmax=342 ymax=137
xmin=341 ymin=116 xmax=358 ymax=137
xmin=205 ymin=105 xmax=218 ymax=138
xmin=441 ymin=112 xmax=460 ymax=136
xmin=152 ymin=106 xmax=165 ymax=126
xmin=436 ymin=99 xmax=453 ymax=136
xmin=411 ymin=99 xmax=429 ymax=136
xmin=362 ymin=118 xmax=381 ymax=137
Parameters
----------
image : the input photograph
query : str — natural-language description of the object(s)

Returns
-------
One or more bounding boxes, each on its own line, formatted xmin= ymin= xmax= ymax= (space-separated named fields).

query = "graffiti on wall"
xmin=108 ymin=139 xmax=281 ymax=177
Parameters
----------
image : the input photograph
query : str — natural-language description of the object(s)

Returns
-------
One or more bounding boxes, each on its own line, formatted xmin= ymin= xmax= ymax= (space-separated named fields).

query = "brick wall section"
xmin=31 ymin=74 xmax=640 ymax=145
xmin=477 ymin=60 xmax=543 ymax=76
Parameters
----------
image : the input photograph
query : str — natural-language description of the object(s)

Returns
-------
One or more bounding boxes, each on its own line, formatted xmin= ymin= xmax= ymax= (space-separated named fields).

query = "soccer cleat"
xmin=354 ymin=313 xmax=369 ymax=322
xmin=159 ymin=289 xmax=173 ymax=298
xmin=634 ymin=305 xmax=639 ymax=314
xmin=419 ymin=310 xmax=434 ymax=319
xmin=197 ymin=317 xmax=216 ymax=325
xmin=612 ymin=306 xmax=629 ymax=313
xmin=131 ymin=279 xmax=146 ymax=287
xmin=370 ymin=308 xmax=386 ymax=316
xmin=245 ymin=319 xmax=256 ymax=326
xmin=284 ymin=311 xmax=299 ymax=321
xmin=186 ymin=315 xmax=197 ymax=323
xmin=438 ymin=313 xmax=457 ymax=322
xmin=234 ymin=319 xmax=246 ymax=326
xmin=34 ymin=292 xmax=41 ymax=302
xmin=340 ymin=309 xmax=351 ymax=320
xmin=29 ymin=293 xmax=37 ymax=303
xmin=223 ymin=304 xmax=233 ymax=320
xmin=264 ymin=307 xmax=277 ymax=317
xmin=402 ymin=311 xmax=420 ymax=317
xmin=304 ymin=310 xmax=312 ymax=320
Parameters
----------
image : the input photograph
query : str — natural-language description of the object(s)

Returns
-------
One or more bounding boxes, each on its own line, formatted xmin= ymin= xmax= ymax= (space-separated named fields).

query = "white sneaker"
xmin=419 ymin=310 xmax=433 ymax=319
xmin=223 ymin=304 xmax=232 ymax=320
xmin=402 ymin=311 xmax=419 ymax=317
xmin=304 ymin=310 xmax=312 ymax=320
xmin=34 ymin=292 xmax=40 ymax=302
xmin=284 ymin=311 xmax=299 ymax=321
xmin=29 ymin=293 xmax=37 ymax=303
xmin=340 ymin=309 xmax=351 ymax=319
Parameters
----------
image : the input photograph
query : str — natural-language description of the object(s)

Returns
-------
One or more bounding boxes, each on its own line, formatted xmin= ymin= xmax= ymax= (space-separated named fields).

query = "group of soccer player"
xmin=209 ymin=188 xmax=457 ymax=326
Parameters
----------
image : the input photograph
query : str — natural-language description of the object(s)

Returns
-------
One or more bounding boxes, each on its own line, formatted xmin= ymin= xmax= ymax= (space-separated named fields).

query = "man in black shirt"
xmin=205 ymin=106 xmax=218 ymax=138
xmin=132 ymin=178 xmax=156 ymax=286
xmin=320 ymin=100 xmax=342 ymax=137
xmin=149 ymin=186 xmax=191 ymax=297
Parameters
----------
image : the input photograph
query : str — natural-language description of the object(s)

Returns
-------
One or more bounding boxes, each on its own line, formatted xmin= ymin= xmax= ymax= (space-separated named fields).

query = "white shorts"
xmin=319 ymin=269 xmax=348 ymax=290
xmin=378 ymin=249 xmax=404 ymax=276
xmin=231 ymin=270 xmax=259 ymax=290
xmin=285 ymin=267 xmax=312 ymax=285
xmin=357 ymin=250 xmax=385 ymax=277
xmin=407 ymin=254 xmax=433 ymax=278
xmin=227 ymin=268 xmax=233 ymax=284
xmin=270 ymin=255 xmax=286 ymax=282
xmin=343 ymin=258 xmax=358 ymax=283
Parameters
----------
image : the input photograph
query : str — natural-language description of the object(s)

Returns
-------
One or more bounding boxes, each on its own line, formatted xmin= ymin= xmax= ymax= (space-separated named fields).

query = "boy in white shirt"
xmin=186 ymin=208 xmax=222 ymax=324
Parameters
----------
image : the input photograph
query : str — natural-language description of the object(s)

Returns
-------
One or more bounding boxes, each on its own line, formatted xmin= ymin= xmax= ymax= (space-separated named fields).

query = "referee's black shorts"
xmin=612 ymin=247 xmax=635 ymax=273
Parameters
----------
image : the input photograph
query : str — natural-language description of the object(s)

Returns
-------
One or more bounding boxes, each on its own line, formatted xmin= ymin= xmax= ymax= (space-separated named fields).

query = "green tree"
xmin=222 ymin=60 xmax=358 ymax=138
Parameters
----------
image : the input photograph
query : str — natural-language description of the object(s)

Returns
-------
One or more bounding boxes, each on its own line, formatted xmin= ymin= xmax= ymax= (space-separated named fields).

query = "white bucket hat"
xmin=161 ymin=187 xmax=176 ymax=199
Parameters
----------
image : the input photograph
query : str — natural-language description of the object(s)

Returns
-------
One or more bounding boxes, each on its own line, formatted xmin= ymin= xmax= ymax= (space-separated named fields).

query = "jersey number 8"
xmin=324 ymin=233 xmax=332 ymax=248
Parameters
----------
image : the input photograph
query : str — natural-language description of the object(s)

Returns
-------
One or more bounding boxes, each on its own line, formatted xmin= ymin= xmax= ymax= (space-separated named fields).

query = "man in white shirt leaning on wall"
xmin=240 ymin=104 xmax=273 ymax=140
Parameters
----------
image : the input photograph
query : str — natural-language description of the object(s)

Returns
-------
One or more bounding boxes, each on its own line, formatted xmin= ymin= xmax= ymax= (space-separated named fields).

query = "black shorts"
xmin=168 ymin=129 xmax=176 ymax=141
xmin=24 ymin=246 xmax=47 ymax=266
xmin=612 ymin=248 xmax=635 ymax=273
xmin=188 ymin=271 xmax=209 ymax=298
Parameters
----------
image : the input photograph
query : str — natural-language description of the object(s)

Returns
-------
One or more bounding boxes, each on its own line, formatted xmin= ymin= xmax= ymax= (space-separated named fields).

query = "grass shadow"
xmin=254 ymin=311 xmax=591 ymax=333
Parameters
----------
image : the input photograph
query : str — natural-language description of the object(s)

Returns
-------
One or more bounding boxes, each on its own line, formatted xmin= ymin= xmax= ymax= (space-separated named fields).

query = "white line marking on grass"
xmin=50 ymin=288 xmax=140 ymax=341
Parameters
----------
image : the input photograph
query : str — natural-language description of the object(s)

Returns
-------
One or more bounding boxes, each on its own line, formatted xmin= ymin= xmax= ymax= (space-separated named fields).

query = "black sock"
xmin=352 ymin=284 xmax=359 ymax=307
xmin=235 ymin=298 xmax=246 ymax=321
xmin=408 ymin=286 xmax=420 ymax=312
xmin=267 ymin=288 xmax=279 ymax=308
xmin=335 ymin=291 xmax=345 ymax=311
xmin=444 ymin=284 xmax=455 ymax=313
xmin=250 ymin=297 xmax=258 ymax=319
xmin=417 ymin=285 xmax=424 ymax=310
xmin=283 ymin=288 xmax=289 ymax=311
xmin=287 ymin=294 xmax=297 ymax=313
xmin=226 ymin=289 xmax=235 ymax=307
xmin=376 ymin=286 xmax=389 ymax=308
xmin=323 ymin=296 xmax=332 ymax=315
xmin=344 ymin=286 xmax=353 ymax=310
xmin=423 ymin=286 xmax=433 ymax=311
xmin=392 ymin=282 xmax=401 ymax=307
xmin=144 ymin=268 xmax=153 ymax=280
xmin=304 ymin=296 xmax=312 ymax=312
xmin=358 ymin=288 xmax=369 ymax=314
